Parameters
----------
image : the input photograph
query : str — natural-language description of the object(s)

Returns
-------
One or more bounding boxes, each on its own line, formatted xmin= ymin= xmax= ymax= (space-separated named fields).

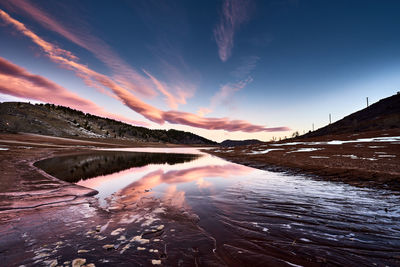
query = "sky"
xmin=0 ymin=0 xmax=399 ymax=142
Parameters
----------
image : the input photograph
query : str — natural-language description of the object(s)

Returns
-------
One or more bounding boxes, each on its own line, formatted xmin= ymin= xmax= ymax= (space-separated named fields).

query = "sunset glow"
xmin=1 ymin=0 xmax=399 ymax=141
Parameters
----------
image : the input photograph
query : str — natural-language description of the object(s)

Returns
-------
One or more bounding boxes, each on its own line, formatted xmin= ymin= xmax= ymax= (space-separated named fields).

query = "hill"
xmin=302 ymin=92 xmax=400 ymax=138
xmin=220 ymin=139 xmax=264 ymax=147
xmin=0 ymin=102 xmax=217 ymax=145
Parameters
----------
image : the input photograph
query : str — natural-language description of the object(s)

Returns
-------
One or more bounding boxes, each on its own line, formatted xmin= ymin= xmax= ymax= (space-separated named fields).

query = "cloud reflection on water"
xmin=77 ymin=148 xmax=254 ymax=208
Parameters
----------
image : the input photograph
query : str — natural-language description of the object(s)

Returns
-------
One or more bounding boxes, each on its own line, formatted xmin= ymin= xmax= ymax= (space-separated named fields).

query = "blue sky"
xmin=0 ymin=0 xmax=399 ymax=141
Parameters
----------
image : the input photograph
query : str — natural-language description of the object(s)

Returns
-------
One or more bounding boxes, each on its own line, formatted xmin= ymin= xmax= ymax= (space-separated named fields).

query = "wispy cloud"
xmin=231 ymin=56 xmax=259 ymax=78
xmin=214 ymin=0 xmax=252 ymax=62
xmin=0 ymin=8 xmax=289 ymax=133
xmin=199 ymin=55 xmax=259 ymax=117
xmin=1 ymin=0 xmax=198 ymax=109
xmin=143 ymin=70 xmax=191 ymax=110
xmin=198 ymin=76 xmax=253 ymax=116
xmin=0 ymin=57 xmax=147 ymax=126
xmin=1 ymin=0 xmax=158 ymax=98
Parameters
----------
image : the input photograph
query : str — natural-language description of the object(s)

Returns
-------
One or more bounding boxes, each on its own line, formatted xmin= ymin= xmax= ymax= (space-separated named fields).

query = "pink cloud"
xmin=214 ymin=0 xmax=252 ymax=62
xmin=143 ymin=69 xmax=191 ymax=109
xmin=2 ymin=0 xmax=158 ymax=98
xmin=2 ymin=0 xmax=199 ymax=108
xmin=0 ymin=57 xmax=148 ymax=126
xmin=0 ymin=9 xmax=289 ymax=133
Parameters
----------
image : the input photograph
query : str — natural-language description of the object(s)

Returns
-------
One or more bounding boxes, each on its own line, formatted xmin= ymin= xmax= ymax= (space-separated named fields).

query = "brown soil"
xmin=207 ymin=129 xmax=400 ymax=191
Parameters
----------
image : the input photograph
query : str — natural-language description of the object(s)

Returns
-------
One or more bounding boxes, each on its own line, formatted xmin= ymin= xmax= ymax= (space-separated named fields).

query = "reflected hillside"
xmin=34 ymin=151 xmax=199 ymax=183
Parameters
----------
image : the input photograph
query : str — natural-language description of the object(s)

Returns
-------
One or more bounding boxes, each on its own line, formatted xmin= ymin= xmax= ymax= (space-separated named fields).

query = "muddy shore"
xmin=207 ymin=129 xmax=400 ymax=191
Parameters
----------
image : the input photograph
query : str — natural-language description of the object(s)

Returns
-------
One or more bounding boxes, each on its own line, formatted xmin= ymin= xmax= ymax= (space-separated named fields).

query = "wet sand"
xmin=207 ymin=129 xmax=400 ymax=191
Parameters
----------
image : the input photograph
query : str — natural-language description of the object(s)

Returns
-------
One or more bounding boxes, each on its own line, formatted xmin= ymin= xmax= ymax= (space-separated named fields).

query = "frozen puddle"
xmin=336 ymin=155 xmax=378 ymax=161
xmin=287 ymin=148 xmax=323 ymax=153
xmin=342 ymin=155 xmax=359 ymax=159
xmin=248 ymin=148 xmax=283 ymax=155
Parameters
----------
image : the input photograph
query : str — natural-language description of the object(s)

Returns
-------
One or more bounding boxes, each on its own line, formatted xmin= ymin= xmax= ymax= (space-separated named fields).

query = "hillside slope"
xmin=0 ymin=102 xmax=216 ymax=145
xmin=302 ymin=92 xmax=400 ymax=138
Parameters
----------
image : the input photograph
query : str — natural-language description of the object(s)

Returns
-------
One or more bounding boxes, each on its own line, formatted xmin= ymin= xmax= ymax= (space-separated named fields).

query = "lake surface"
xmin=28 ymin=147 xmax=400 ymax=266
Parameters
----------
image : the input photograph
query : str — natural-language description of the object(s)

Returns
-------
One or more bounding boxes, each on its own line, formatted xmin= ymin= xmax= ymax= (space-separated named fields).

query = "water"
xmin=10 ymin=147 xmax=400 ymax=266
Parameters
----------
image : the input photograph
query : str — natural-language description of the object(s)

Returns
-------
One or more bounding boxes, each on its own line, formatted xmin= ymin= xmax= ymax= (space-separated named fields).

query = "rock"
xmin=78 ymin=249 xmax=89 ymax=253
xmin=85 ymin=264 xmax=96 ymax=267
xmin=152 ymin=207 xmax=165 ymax=214
xmin=110 ymin=228 xmax=125 ymax=236
xmin=64 ymin=261 xmax=71 ymax=265
xmin=131 ymin=235 xmax=150 ymax=244
xmin=120 ymin=244 xmax=130 ymax=254
xmin=137 ymin=247 xmax=146 ymax=251
xmin=33 ymin=252 xmax=50 ymax=260
xmin=44 ymin=259 xmax=57 ymax=267
xmin=156 ymin=225 xmax=164 ymax=230
xmin=117 ymin=235 xmax=126 ymax=241
xmin=102 ymin=244 xmax=115 ymax=250
xmin=153 ymin=238 xmax=160 ymax=242
xmin=151 ymin=259 xmax=162 ymax=265
xmin=72 ymin=258 xmax=86 ymax=267
xmin=94 ymin=235 xmax=106 ymax=240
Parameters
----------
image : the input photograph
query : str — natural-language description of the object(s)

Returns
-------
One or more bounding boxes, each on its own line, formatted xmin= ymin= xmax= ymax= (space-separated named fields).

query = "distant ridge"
xmin=220 ymin=139 xmax=264 ymax=147
xmin=0 ymin=102 xmax=217 ymax=145
xmin=302 ymin=93 xmax=400 ymax=138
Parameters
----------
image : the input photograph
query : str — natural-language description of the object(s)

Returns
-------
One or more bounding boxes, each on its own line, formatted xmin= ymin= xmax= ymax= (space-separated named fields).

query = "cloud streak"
xmin=0 ymin=8 xmax=289 ymax=133
xmin=214 ymin=0 xmax=251 ymax=62
xmin=231 ymin=56 xmax=259 ymax=78
xmin=0 ymin=57 xmax=147 ymax=126
xmin=1 ymin=0 xmax=184 ymax=103
xmin=198 ymin=76 xmax=253 ymax=116
xmin=143 ymin=70 xmax=190 ymax=110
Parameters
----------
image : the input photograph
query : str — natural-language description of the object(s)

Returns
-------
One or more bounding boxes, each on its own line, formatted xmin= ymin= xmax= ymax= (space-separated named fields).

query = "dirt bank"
xmin=206 ymin=129 xmax=400 ymax=191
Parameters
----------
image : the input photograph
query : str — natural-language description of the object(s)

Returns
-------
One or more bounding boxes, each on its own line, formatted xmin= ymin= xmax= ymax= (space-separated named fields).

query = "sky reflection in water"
xmin=38 ymin=147 xmax=400 ymax=265
xmin=77 ymin=147 xmax=253 ymax=208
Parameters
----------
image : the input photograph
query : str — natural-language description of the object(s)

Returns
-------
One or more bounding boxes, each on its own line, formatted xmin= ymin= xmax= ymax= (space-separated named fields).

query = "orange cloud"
xmin=3 ymin=0 xmax=196 ymax=107
xmin=0 ymin=57 xmax=148 ymax=126
xmin=0 ymin=9 xmax=289 ymax=133
xmin=2 ymin=0 xmax=158 ymax=99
